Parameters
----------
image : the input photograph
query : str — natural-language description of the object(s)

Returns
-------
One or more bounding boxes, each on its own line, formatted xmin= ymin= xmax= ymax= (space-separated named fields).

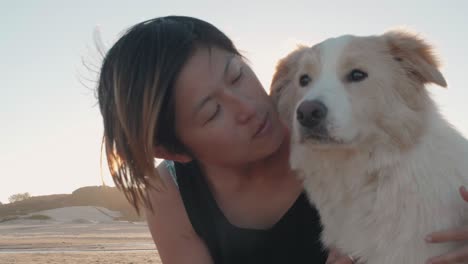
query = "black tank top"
xmin=174 ymin=161 xmax=328 ymax=264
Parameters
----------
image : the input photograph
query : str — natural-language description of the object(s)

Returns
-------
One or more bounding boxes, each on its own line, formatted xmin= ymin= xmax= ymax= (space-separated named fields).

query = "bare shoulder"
xmin=145 ymin=162 xmax=181 ymax=205
xmin=144 ymin=162 xmax=213 ymax=264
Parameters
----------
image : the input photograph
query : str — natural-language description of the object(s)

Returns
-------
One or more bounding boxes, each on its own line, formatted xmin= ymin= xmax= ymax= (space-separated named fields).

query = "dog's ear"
xmin=384 ymin=30 xmax=447 ymax=88
xmin=270 ymin=45 xmax=308 ymax=98
xmin=270 ymin=45 xmax=308 ymax=126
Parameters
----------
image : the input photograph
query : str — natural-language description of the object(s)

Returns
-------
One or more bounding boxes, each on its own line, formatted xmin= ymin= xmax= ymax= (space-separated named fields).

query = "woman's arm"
xmin=145 ymin=163 xmax=213 ymax=264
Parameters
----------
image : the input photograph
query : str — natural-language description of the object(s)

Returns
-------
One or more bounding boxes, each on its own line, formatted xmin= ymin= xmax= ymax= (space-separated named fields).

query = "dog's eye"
xmin=347 ymin=69 xmax=368 ymax=82
xmin=299 ymin=74 xmax=311 ymax=87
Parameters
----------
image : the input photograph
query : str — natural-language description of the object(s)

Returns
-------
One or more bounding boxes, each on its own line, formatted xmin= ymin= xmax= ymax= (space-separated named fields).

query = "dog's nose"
xmin=296 ymin=100 xmax=328 ymax=128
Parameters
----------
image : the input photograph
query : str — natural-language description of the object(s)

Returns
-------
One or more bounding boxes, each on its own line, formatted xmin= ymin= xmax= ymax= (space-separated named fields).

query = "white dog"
xmin=270 ymin=31 xmax=468 ymax=263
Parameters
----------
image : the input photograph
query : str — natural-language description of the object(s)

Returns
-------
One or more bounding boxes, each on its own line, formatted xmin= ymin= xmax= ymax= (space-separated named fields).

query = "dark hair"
xmin=97 ymin=16 xmax=241 ymax=212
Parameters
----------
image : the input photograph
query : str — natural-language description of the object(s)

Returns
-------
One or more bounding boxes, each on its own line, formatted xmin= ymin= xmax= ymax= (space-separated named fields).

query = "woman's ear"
xmin=153 ymin=145 xmax=192 ymax=163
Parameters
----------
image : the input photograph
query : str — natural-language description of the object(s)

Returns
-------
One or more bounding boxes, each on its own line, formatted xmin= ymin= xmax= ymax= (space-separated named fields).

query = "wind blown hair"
xmin=96 ymin=16 xmax=240 ymax=213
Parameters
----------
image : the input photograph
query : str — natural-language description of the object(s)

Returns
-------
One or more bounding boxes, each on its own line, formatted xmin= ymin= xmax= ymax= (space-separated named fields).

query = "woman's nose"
xmin=234 ymin=97 xmax=256 ymax=124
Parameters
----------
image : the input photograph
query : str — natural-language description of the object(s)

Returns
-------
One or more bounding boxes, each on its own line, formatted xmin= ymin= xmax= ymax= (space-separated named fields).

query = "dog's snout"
xmin=296 ymin=100 xmax=328 ymax=128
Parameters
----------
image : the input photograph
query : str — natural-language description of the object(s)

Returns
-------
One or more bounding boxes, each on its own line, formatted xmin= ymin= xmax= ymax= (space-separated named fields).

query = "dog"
xmin=270 ymin=30 xmax=468 ymax=263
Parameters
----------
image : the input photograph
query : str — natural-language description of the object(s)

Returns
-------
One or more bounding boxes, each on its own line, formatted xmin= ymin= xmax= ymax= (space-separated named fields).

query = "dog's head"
xmin=270 ymin=31 xmax=447 ymax=151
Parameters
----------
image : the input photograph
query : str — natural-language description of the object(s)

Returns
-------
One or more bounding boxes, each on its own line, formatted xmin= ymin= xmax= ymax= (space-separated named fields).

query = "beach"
xmin=0 ymin=207 xmax=161 ymax=263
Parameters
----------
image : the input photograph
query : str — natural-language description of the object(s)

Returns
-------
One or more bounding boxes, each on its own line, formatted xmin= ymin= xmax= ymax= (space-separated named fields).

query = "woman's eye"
xmin=232 ymin=67 xmax=243 ymax=84
xmin=206 ymin=104 xmax=220 ymax=123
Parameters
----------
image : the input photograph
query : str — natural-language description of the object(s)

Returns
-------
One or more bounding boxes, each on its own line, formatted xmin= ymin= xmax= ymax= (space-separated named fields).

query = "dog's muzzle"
xmin=296 ymin=100 xmax=328 ymax=128
xmin=296 ymin=100 xmax=331 ymax=141
xmin=296 ymin=99 xmax=328 ymax=128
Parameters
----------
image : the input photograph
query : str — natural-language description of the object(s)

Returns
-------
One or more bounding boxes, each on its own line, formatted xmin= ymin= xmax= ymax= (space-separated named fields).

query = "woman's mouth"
xmin=253 ymin=112 xmax=271 ymax=138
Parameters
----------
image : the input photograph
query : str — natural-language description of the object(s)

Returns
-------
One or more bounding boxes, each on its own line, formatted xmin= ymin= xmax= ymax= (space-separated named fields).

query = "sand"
xmin=0 ymin=251 xmax=160 ymax=264
xmin=0 ymin=207 xmax=162 ymax=263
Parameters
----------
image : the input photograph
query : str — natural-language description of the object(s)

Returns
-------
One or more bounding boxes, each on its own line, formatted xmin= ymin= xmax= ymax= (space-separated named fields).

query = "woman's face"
xmin=173 ymin=46 xmax=286 ymax=167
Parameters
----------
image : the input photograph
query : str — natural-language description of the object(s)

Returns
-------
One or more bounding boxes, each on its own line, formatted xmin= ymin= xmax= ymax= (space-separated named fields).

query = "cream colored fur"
xmin=270 ymin=31 xmax=468 ymax=263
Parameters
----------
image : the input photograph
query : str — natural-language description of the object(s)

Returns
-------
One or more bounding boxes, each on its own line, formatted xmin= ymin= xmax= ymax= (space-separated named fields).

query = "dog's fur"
xmin=270 ymin=31 xmax=468 ymax=263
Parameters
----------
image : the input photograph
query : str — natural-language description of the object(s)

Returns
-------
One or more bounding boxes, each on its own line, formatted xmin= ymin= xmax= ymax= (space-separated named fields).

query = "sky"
xmin=1 ymin=0 xmax=468 ymax=203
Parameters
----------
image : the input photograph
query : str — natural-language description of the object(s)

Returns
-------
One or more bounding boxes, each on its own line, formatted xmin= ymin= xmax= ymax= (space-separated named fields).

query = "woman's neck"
xmin=200 ymin=131 xmax=294 ymax=196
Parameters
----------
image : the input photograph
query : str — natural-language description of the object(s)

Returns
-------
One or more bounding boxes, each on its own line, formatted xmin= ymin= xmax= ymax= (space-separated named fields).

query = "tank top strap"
xmin=161 ymin=160 xmax=178 ymax=188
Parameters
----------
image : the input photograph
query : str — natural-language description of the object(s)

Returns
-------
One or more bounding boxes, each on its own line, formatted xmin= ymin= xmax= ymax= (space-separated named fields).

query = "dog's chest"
xmin=294 ymin=145 xmax=468 ymax=263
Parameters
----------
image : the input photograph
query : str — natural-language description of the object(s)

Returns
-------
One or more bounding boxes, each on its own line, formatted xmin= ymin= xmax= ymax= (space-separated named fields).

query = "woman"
xmin=96 ymin=16 xmax=468 ymax=264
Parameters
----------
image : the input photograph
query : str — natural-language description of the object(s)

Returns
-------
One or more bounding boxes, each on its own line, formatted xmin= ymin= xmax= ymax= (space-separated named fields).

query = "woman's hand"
xmin=425 ymin=186 xmax=468 ymax=264
xmin=326 ymin=247 xmax=355 ymax=264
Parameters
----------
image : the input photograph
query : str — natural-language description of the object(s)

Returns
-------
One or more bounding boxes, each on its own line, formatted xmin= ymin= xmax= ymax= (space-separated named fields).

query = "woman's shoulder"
xmin=144 ymin=160 xmax=188 ymax=234
xmin=145 ymin=160 xmax=213 ymax=263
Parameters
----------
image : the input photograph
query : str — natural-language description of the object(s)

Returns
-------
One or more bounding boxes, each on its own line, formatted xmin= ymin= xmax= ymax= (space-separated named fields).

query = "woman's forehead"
xmin=178 ymin=47 xmax=229 ymax=86
xmin=174 ymin=47 xmax=231 ymax=103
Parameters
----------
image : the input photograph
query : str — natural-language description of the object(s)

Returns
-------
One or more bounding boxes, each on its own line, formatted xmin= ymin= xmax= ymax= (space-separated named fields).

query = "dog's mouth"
xmin=302 ymin=134 xmax=344 ymax=145
xmin=298 ymin=126 xmax=345 ymax=145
